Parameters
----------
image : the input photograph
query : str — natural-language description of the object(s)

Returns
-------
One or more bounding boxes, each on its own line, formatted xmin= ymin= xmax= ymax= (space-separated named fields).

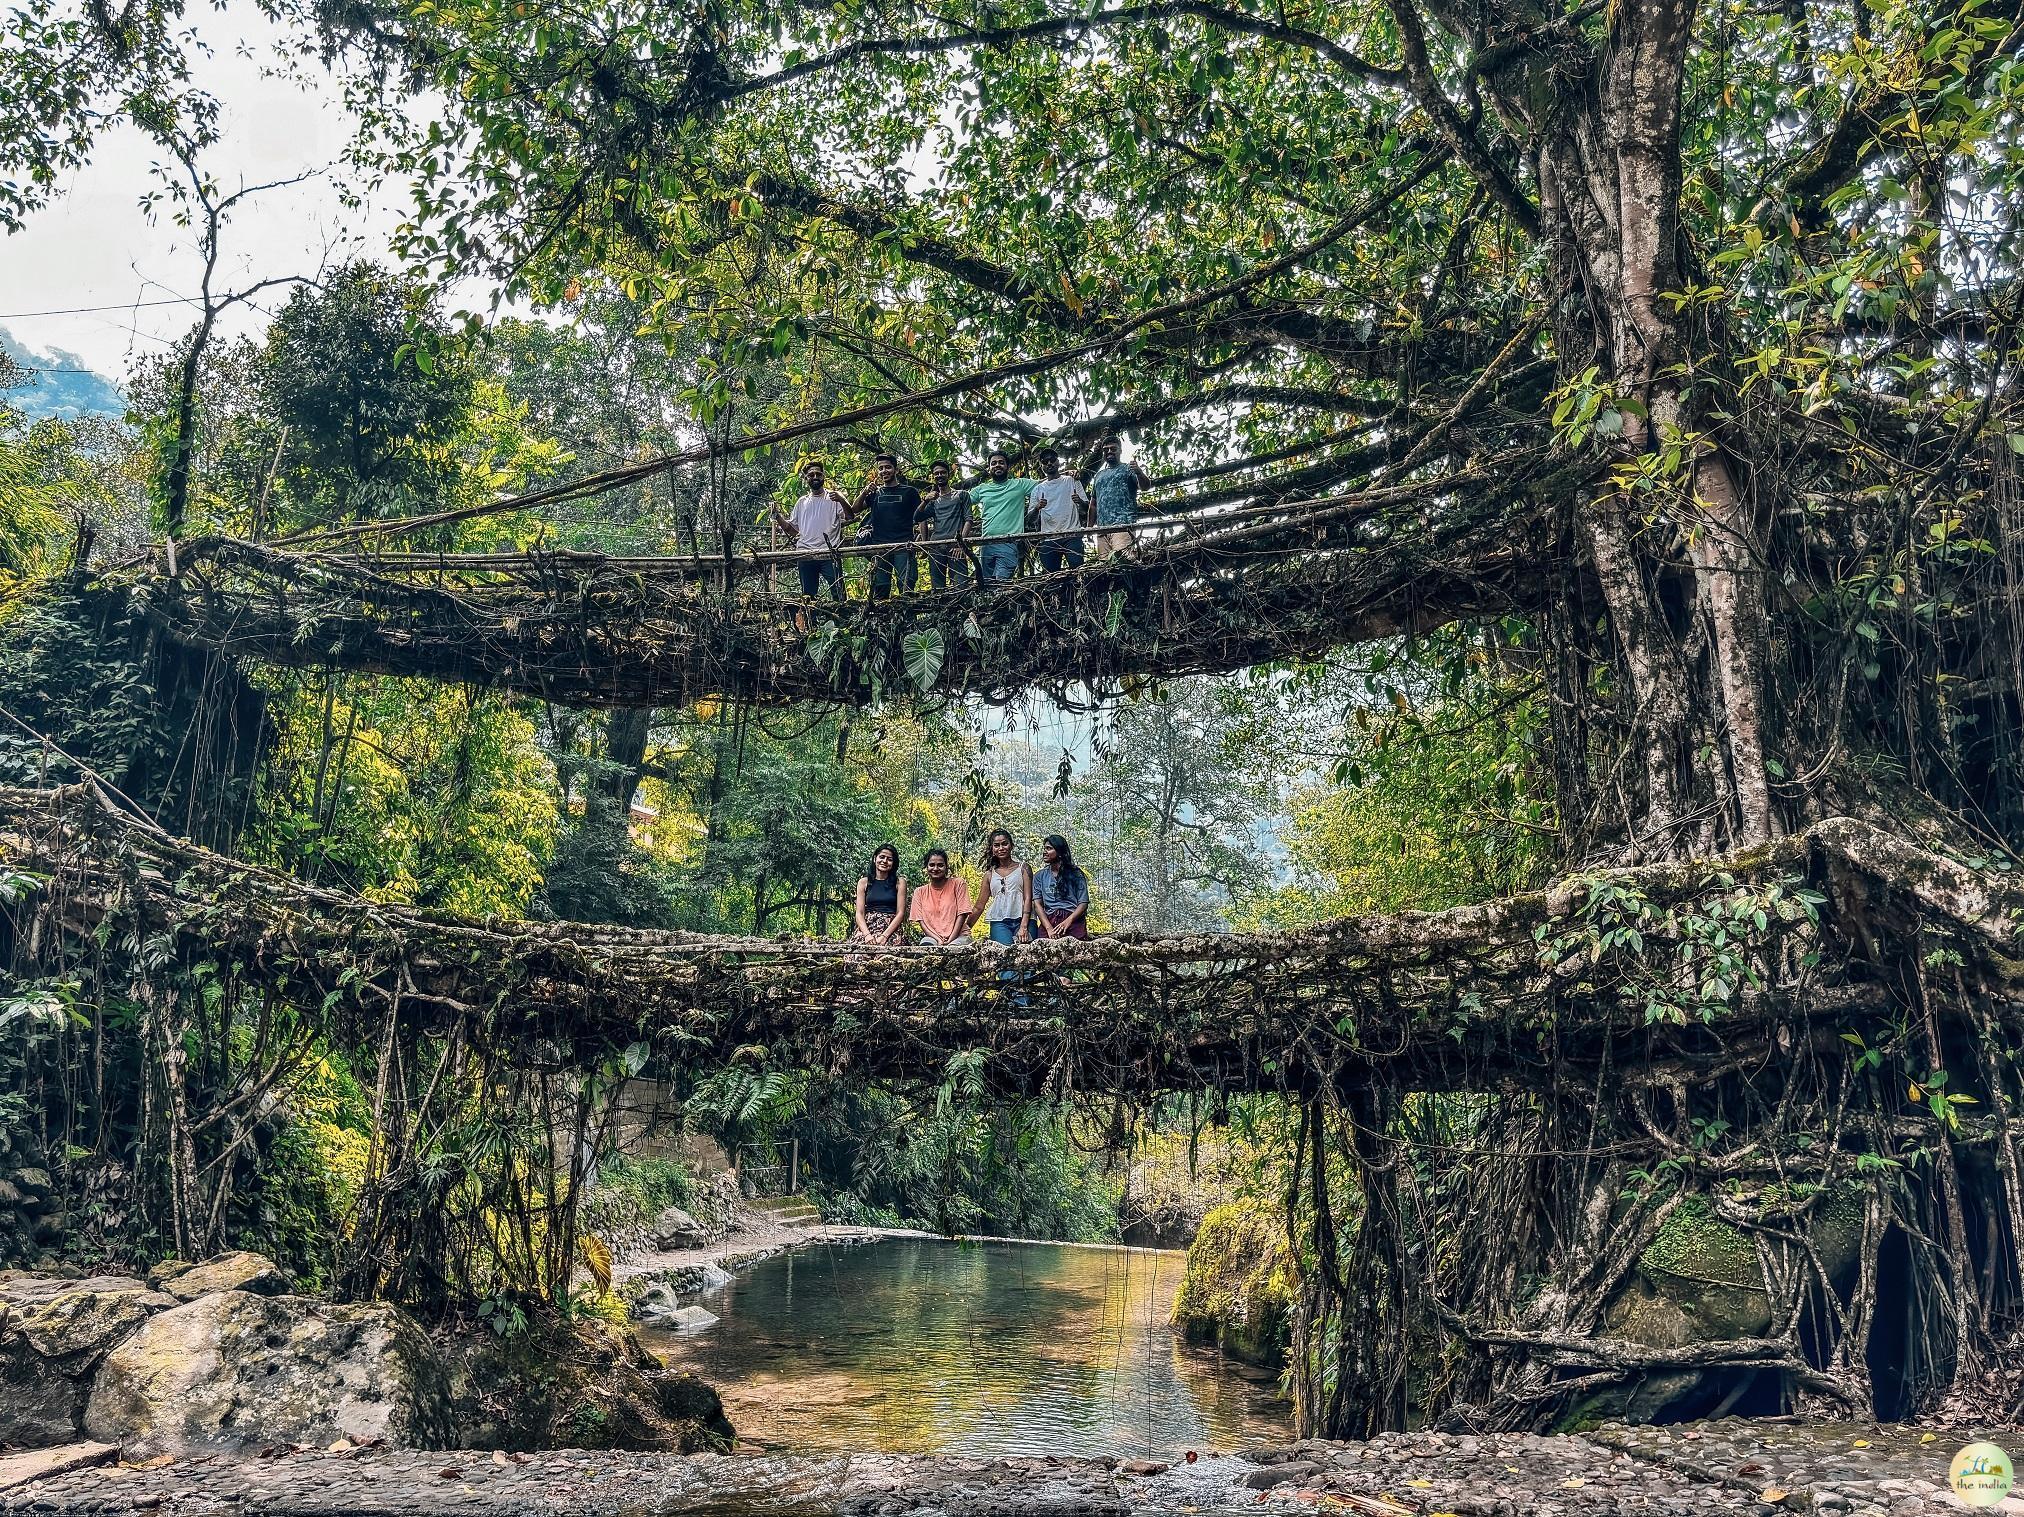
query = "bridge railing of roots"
xmin=97 ymin=456 xmax=1557 ymax=708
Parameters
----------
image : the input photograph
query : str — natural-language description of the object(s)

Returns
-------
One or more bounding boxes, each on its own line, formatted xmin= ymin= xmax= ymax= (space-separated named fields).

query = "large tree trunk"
xmin=1496 ymin=0 xmax=1778 ymax=857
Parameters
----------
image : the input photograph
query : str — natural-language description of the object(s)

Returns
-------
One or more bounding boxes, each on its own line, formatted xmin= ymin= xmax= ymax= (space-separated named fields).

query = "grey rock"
xmin=0 ymin=1274 xmax=175 ymax=1448
xmin=85 ymin=1290 xmax=453 ymax=1456
xmin=649 ymin=1207 xmax=708 ymax=1249
xmin=628 ymin=1283 xmax=683 ymax=1322
xmin=1240 ymin=1460 xmax=1320 ymax=1489
xmin=158 ymin=1250 xmax=288 ymax=1300
xmin=0 ymin=1440 xmax=117 ymax=1492
xmin=0 ymin=1328 xmax=89 ymax=1449
xmin=16 ymin=1285 xmax=167 ymax=1367
xmin=0 ymin=1272 xmax=162 ymax=1310
xmin=666 ymin=1305 xmax=719 ymax=1333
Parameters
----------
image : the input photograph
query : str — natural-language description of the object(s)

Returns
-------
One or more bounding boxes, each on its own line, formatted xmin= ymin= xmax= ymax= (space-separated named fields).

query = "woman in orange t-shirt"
xmin=908 ymin=847 xmax=976 ymax=944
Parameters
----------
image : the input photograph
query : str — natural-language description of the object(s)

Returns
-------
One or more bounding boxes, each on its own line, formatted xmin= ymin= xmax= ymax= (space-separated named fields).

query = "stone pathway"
xmin=1229 ymin=1421 xmax=2016 ymax=1517
xmin=2 ymin=1421 xmax=2016 ymax=1516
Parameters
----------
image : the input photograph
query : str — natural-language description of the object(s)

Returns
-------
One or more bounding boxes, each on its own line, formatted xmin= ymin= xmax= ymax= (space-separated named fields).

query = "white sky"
xmin=0 ymin=3 xmax=404 ymax=383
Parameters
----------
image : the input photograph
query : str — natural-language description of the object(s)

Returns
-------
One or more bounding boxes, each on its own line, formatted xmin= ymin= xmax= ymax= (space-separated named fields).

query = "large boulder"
xmin=0 ymin=1275 xmax=174 ymax=1448
xmin=150 ymin=1250 xmax=289 ymax=1301
xmin=439 ymin=1316 xmax=734 ymax=1452
xmin=1170 ymin=1199 xmax=1296 ymax=1368
xmin=1605 ymin=1193 xmax=1864 ymax=1351
xmin=1564 ymin=1192 xmax=1868 ymax=1426
xmin=84 ymin=1291 xmax=453 ymax=1456
xmin=649 ymin=1207 xmax=708 ymax=1250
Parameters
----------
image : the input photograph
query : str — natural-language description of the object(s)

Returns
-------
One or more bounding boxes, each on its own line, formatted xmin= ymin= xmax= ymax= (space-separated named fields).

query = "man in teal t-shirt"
xmin=969 ymin=450 xmax=1034 ymax=584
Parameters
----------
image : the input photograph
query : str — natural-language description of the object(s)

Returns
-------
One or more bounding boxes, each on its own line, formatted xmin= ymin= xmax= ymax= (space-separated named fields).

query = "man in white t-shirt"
xmin=1027 ymin=449 xmax=1088 ymax=572
xmin=769 ymin=460 xmax=849 ymax=598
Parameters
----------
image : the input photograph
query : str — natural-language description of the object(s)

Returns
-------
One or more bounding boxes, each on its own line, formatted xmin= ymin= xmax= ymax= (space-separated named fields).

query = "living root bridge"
xmin=106 ymin=469 xmax=1543 ymax=709
xmin=3 ymin=781 xmax=2019 ymax=1096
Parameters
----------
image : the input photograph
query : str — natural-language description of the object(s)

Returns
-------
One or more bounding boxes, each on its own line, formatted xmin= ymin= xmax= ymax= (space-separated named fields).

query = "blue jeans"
xmin=868 ymin=545 xmax=916 ymax=599
xmin=979 ymin=543 xmax=1020 ymax=584
xmin=1040 ymin=540 xmax=1084 ymax=572
xmin=988 ymin=918 xmax=1026 ymax=1001
xmin=797 ymin=559 xmax=841 ymax=598
xmin=926 ymin=541 xmax=969 ymax=590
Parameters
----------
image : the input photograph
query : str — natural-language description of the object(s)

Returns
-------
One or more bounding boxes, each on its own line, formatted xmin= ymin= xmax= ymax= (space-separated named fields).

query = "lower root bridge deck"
xmin=4 ymin=781 xmax=2017 ymax=1097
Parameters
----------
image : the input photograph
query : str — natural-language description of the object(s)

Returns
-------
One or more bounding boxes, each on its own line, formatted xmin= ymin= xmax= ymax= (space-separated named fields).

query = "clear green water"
xmin=644 ymin=1238 xmax=1292 ymax=1460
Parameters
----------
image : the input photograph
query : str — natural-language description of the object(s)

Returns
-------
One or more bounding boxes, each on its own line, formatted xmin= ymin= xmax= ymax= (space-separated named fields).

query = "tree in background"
xmin=991 ymin=683 xmax=1279 ymax=932
xmin=254 ymin=264 xmax=477 ymax=525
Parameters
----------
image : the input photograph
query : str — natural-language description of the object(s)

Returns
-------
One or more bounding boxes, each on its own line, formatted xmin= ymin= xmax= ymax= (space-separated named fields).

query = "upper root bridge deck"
xmin=107 ymin=476 xmax=1540 ymax=708
xmin=4 ymin=783 xmax=2017 ymax=1098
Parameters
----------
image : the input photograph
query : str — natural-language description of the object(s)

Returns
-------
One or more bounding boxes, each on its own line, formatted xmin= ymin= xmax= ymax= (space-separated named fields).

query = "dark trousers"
xmin=868 ymin=544 xmax=917 ymax=599
xmin=797 ymin=558 xmax=842 ymax=598
xmin=1039 ymin=539 xmax=1085 ymax=573
xmin=926 ymin=540 xmax=970 ymax=590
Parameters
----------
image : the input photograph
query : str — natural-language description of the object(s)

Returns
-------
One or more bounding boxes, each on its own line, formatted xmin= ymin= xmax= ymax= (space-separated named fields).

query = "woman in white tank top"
xmin=980 ymin=828 xmax=1031 ymax=946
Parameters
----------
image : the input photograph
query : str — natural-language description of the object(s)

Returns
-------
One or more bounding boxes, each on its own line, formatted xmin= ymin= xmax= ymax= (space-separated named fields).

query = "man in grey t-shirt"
xmin=917 ymin=458 xmax=976 ymax=590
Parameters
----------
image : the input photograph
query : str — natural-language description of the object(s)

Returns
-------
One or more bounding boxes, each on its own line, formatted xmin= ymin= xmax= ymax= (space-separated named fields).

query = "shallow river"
xmin=644 ymin=1238 xmax=1293 ymax=1460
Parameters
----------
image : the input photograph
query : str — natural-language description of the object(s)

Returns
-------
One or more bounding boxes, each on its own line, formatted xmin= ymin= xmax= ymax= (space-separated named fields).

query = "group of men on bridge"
xmin=769 ymin=440 xmax=1151 ymax=600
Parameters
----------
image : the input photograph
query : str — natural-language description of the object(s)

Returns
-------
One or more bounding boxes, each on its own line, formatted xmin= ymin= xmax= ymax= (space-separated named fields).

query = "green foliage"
xmin=645 ymin=708 xmax=968 ymax=935
xmin=0 ymin=589 xmax=265 ymax=842
xmin=1056 ymin=681 xmax=1277 ymax=931
xmin=1537 ymin=873 xmax=1825 ymax=1026
xmin=687 ymin=1068 xmax=805 ymax=1153
xmin=797 ymin=1087 xmax=1121 ymax=1242
xmin=253 ymin=678 xmax=557 ymax=915
xmin=588 ymin=1154 xmax=693 ymax=1220
xmin=250 ymin=262 xmax=478 ymax=525
xmin=0 ymin=374 xmax=146 ymax=581
xmin=1244 ymin=649 xmax=1551 ymax=925
xmin=126 ymin=262 xmax=564 ymax=540
xmin=0 ymin=0 xmax=209 ymax=233
xmin=481 ymin=297 xmax=781 ymax=552
xmin=538 ymin=802 xmax=684 ymax=926
xmin=235 ymin=1054 xmax=373 ymax=1292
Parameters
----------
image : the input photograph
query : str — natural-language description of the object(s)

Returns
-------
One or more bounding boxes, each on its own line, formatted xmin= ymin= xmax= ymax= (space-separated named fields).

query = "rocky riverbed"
xmin=1 ymin=1420 xmax=2013 ymax=1515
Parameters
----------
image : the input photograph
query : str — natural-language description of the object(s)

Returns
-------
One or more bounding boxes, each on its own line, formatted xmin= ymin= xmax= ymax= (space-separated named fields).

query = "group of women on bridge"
xmin=852 ymin=829 xmax=1091 ymax=947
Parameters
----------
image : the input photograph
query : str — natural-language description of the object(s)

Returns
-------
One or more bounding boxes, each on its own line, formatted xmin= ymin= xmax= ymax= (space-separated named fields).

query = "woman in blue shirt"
xmin=1029 ymin=834 xmax=1090 ymax=940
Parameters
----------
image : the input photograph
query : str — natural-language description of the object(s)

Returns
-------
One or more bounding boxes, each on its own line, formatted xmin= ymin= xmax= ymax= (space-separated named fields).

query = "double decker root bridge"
xmin=4 ymin=781 xmax=2018 ymax=1102
xmin=102 ymin=463 xmax=1549 ymax=709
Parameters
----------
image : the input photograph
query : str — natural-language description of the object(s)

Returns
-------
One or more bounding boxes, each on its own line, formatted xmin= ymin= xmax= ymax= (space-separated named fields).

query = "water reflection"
xmin=644 ymin=1238 xmax=1291 ymax=1460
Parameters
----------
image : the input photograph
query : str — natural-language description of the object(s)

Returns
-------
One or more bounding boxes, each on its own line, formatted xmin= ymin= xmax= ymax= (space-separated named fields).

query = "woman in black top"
xmin=853 ymin=842 xmax=910 ymax=945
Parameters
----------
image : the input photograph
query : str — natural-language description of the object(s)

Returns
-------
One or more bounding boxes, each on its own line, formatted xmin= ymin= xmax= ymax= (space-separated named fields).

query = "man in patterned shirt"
xmin=1090 ymin=436 xmax=1150 ymax=560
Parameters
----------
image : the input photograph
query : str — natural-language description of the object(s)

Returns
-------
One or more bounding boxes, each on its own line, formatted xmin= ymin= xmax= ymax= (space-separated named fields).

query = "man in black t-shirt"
xmin=856 ymin=452 xmax=922 ymax=599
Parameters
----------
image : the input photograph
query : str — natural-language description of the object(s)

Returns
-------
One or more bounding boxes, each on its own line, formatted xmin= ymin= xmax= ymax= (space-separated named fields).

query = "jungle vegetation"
xmin=2 ymin=0 xmax=2022 ymax=1439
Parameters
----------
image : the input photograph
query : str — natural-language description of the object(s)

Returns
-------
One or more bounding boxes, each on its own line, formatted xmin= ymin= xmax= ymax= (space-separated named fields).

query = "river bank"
xmin=2 ymin=1420 xmax=2006 ymax=1514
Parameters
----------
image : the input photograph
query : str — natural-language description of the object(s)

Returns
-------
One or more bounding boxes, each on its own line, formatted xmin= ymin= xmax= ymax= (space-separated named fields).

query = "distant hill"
xmin=1 ymin=327 xmax=124 ymax=420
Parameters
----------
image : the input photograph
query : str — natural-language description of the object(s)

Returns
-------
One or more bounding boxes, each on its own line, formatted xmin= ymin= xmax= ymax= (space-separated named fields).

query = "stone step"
xmin=746 ymin=1196 xmax=822 ymax=1225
